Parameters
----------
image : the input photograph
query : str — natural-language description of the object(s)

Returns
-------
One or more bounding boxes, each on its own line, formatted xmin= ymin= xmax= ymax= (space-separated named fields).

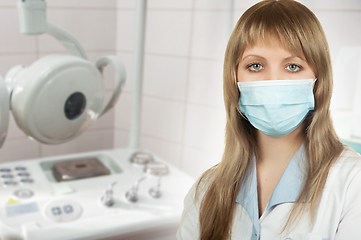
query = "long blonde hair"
xmin=196 ymin=0 xmax=344 ymax=239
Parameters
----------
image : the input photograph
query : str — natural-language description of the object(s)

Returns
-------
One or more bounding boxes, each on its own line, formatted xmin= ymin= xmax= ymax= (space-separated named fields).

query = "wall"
xmin=0 ymin=0 xmax=118 ymax=162
xmin=114 ymin=0 xmax=361 ymax=180
xmin=115 ymin=0 xmax=228 ymax=180
xmin=0 ymin=0 xmax=360 ymax=181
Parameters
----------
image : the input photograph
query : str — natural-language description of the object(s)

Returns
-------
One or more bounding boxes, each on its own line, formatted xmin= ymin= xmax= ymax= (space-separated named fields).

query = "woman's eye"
xmin=248 ymin=63 xmax=263 ymax=72
xmin=286 ymin=64 xmax=302 ymax=72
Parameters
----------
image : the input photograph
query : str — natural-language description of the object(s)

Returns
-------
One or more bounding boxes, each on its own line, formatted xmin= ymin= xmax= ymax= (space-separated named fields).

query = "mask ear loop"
xmin=312 ymin=78 xmax=317 ymax=91
xmin=234 ymin=68 xmax=249 ymax=121
xmin=235 ymin=85 xmax=249 ymax=121
xmin=238 ymin=110 xmax=249 ymax=121
xmin=236 ymin=105 xmax=248 ymax=119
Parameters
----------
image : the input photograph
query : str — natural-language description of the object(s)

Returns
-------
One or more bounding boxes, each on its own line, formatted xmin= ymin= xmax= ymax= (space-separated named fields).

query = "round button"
xmin=21 ymin=178 xmax=34 ymax=184
xmin=15 ymin=166 xmax=27 ymax=171
xmin=44 ymin=199 xmax=82 ymax=223
xmin=18 ymin=172 xmax=30 ymax=177
xmin=0 ymin=168 xmax=11 ymax=172
xmin=14 ymin=189 xmax=34 ymax=199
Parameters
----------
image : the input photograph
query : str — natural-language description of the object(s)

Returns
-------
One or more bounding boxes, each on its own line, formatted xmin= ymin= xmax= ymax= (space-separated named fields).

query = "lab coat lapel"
xmin=236 ymin=158 xmax=260 ymax=238
xmin=266 ymin=144 xmax=306 ymax=210
xmin=235 ymin=144 xmax=306 ymax=239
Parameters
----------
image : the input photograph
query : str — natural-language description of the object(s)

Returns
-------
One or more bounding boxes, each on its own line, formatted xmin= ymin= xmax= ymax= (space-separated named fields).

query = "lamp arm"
xmin=17 ymin=0 xmax=87 ymax=60
xmin=46 ymin=24 xmax=88 ymax=60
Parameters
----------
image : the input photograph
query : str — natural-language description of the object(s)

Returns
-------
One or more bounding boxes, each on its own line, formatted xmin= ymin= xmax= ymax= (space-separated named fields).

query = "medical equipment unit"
xmin=0 ymin=149 xmax=193 ymax=240
xmin=0 ymin=0 xmax=194 ymax=239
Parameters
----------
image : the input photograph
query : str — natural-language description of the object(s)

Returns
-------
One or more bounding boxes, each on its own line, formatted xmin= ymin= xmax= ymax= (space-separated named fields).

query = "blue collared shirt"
xmin=177 ymin=147 xmax=361 ymax=240
xmin=236 ymin=145 xmax=306 ymax=240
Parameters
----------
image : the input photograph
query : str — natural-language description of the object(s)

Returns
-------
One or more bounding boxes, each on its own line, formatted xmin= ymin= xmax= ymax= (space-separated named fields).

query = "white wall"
xmin=115 ymin=0 xmax=228 ymax=179
xmin=0 ymin=0 xmax=360 ymax=180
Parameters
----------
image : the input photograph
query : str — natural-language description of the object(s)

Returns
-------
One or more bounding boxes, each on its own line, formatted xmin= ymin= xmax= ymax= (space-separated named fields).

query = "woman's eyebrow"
xmin=284 ymin=55 xmax=306 ymax=61
xmin=242 ymin=54 xmax=266 ymax=61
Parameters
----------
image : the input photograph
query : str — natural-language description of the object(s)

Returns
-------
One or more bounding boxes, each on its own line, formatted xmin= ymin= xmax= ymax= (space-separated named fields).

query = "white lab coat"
xmin=176 ymin=147 xmax=361 ymax=240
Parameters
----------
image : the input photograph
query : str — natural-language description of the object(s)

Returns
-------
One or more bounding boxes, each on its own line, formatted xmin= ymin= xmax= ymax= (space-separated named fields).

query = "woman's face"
xmin=237 ymin=42 xmax=316 ymax=82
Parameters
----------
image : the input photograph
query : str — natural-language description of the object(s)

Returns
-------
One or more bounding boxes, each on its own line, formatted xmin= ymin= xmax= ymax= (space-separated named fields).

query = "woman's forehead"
xmin=241 ymin=37 xmax=305 ymax=60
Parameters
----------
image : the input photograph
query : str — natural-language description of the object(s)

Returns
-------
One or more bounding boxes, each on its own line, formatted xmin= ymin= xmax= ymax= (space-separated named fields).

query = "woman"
xmin=177 ymin=0 xmax=361 ymax=239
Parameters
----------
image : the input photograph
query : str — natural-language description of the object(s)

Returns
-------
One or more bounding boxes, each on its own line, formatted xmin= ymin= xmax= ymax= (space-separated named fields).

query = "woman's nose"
xmin=264 ymin=67 xmax=284 ymax=80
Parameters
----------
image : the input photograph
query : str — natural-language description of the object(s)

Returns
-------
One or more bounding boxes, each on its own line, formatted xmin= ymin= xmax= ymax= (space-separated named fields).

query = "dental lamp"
xmin=0 ymin=0 xmax=125 ymax=146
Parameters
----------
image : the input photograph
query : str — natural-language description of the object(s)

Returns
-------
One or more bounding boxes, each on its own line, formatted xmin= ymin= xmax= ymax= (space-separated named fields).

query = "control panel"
xmin=1 ymin=166 xmax=34 ymax=187
xmin=0 ymin=148 xmax=194 ymax=240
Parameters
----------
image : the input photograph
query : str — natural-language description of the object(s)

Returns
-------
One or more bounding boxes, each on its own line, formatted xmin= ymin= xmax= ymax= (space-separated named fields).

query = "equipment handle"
xmin=0 ymin=76 xmax=9 ymax=148
xmin=96 ymin=56 xmax=126 ymax=117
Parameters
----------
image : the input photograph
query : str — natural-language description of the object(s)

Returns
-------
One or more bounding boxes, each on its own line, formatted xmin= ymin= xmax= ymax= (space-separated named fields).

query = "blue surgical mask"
xmin=237 ymin=79 xmax=315 ymax=138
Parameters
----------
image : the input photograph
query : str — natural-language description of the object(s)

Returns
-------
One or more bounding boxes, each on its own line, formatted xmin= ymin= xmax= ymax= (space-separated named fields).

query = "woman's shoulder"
xmin=322 ymin=146 xmax=361 ymax=238
xmin=183 ymin=171 xmax=216 ymax=209
xmin=334 ymin=146 xmax=361 ymax=171
xmin=177 ymin=171 xmax=216 ymax=240
xmin=327 ymin=146 xmax=361 ymax=187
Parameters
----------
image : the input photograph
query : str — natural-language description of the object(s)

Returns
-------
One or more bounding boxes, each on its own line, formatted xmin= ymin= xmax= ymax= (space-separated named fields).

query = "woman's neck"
xmin=256 ymin=124 xmax=304 ymax=168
